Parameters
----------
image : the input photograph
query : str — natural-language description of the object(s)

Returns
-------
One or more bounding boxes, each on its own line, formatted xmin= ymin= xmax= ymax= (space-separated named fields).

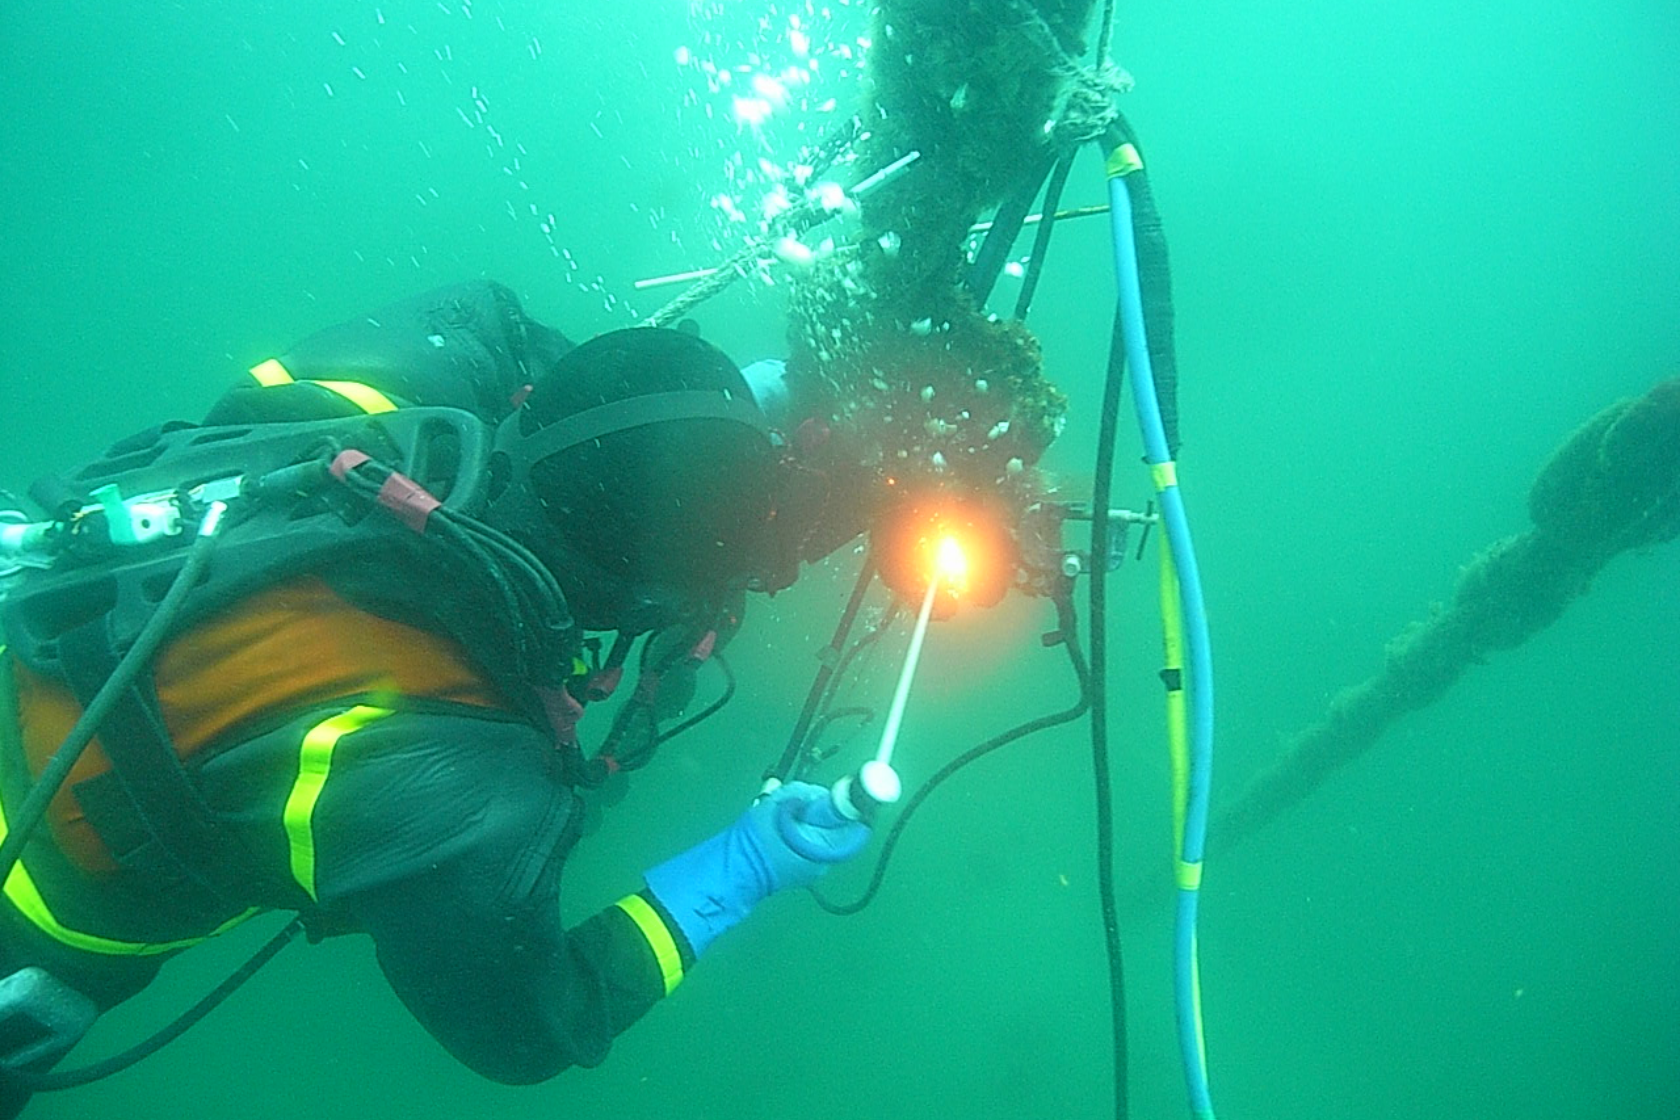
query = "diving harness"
xmin=0 ymin=403 xmax=703 ymax=1091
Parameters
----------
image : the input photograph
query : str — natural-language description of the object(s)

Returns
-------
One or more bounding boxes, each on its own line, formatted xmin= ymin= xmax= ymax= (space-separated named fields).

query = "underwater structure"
xmin=650 ymin=0 xmax=1136 ymax=529
xmin=1213 ymin=377 xmax=1680 ymax=850
xmin=781 ymin=0 xmax=1102 ymax=498
xmin=644 ymin=5 xmax=1213 ymax=1116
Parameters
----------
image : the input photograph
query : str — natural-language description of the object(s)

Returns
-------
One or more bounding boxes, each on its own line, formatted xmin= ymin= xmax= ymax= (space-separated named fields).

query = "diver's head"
xmin=488 ymin=327 xmax=870 ymax=632
xmin=487 ymin=327 xmax=779 ymax=632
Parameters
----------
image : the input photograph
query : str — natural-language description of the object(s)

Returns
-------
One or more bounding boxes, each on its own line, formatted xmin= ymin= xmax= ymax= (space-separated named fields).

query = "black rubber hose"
xmin=810 ymin=584 xmax=1089 ymax=915
xmin=802 ymin=705 xmax=876 ymax=764
xmin=823 ymin=602 xmax=900 ymax=700
xmin=1104 ymin=116 xmax=1181 ymax=457
xmin=460 ymin=516 xmax=573 ymax=634
xmin=426 ymin=515 xmax=537 ymax=672
xmin=656 ymin=652 xmax=737 ymax=746
xmin=767 ymin=557 xmax=877 ymax=783
xmin=1089 ymin=302 xmax=1131 ymax=1120
xmin=3 ymin=919 xmax=302 ymax=1092
xmin=966 ymin=150 xmax=1058 ymax=307
xmin=1012 ymin=152 xmax=1077 ymax=321
xmin=790 ymin=600 xmax=903 ymax=781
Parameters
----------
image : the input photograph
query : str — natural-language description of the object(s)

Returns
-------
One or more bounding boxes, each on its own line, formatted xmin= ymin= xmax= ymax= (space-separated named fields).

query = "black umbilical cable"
xmin=453 ymin=516 xmax=580 ymax=674
xmin=791 ymin=600 xmax=902 ymax=779
xmin=418 ymin=515 xmax=536 ymax=669
xmin=1089 ymin=302 xmax=1131 ymax=1120
xmin=809 ymin=583 xmax=1089 ymax=916
xmin=457 ymin=514 xmax=573 ymax=633
xmin=4 ymin=919 xmax=303 ymax=1092
xmin=337 ymin=462 xmax=576 ymax=678
xmin=768 ymin=557 xmax=878 ymax=783
xmin=803 ymin=706 xmax=876 ymax=764
xmin=824 ymin=600 xmax=902 ymax=697
xmin=967 ymin=151 xmax=1059 ymax=307
xmin=656 ymin=652 xmax=736 ymax=746
xmin=1013 ymin=152 xmax=1077 ymax=321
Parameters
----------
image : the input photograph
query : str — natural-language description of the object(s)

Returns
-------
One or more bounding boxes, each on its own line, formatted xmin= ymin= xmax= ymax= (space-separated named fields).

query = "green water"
xmin=3 ymin=2 xmax=1676 ymax=1117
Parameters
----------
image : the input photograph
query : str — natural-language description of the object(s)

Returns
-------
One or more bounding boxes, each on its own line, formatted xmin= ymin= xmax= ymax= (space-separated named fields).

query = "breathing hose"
xmin=0 ymin=502 xmax=229 ymax=890
xmin=0 ymin=500 xmax=307 ymax=1097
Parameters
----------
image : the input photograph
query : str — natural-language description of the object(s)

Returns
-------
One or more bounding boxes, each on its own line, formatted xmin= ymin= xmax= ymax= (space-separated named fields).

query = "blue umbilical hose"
xmin=1105 ymin=153 xmax=1218 ymax=1119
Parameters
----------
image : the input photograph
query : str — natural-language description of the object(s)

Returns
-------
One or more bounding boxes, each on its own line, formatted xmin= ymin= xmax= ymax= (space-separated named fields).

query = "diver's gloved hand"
xmin=643 ymin=782 xmax=870 ymax=958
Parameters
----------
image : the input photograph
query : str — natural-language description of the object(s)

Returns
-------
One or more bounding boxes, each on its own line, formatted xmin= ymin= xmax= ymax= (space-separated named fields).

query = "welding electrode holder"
xmin=771 ymin=759 xmax=899 ymax=865
xmin=828 ymin=758 xmax=902 ymax=824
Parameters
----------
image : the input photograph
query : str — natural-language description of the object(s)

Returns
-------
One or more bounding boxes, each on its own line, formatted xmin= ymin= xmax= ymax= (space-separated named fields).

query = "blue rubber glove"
xmin=643 ymin=782 xmax=870 ymax=958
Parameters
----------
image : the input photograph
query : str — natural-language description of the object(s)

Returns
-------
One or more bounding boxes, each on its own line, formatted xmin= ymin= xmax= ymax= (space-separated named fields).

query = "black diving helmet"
xmin=486 ymin=327 xmax=835 ymax=634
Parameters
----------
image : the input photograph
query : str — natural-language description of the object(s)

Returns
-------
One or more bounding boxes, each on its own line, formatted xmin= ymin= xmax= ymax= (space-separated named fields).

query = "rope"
xmin=1097 ymin=0 xmax=1118 ymax=65
xmin=642 ymin=120 xmax=864 ymax=328
xmin=1000 ymin=0 xmax=1131 ymax=150
xmin=1058 ymin=63 xmax=1132 ymax=148
xmin=642 ymin=240 xmax=767 ymax=328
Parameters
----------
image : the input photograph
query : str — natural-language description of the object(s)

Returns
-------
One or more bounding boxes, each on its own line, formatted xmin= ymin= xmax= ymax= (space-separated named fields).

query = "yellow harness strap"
xmin=308 ymin=380 xmax=398 ymax=414
xmin=246 ymin=359 xmax=398 ymax=414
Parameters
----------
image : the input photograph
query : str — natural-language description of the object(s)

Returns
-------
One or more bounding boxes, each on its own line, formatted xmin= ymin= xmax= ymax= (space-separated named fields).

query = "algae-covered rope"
xmin=1212 ymin=377 xmax=1680 ymax=851
xmin=999 ymin=0 xmax=1127 ymax=149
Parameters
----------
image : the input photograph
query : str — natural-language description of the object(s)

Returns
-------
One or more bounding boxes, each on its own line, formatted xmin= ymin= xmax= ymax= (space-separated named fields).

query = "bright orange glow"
xmin=874 ymin=495 xmax=1015 ymax=613
xmin=919 ymin=532 xmax=973 ymax=601
xmin=936 ymin=535 xmax=969 ymax=587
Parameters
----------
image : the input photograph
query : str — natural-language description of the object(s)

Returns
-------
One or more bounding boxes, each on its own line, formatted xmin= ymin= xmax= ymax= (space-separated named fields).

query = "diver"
xmin=0 ymin=280 xmax=875 ymax=1115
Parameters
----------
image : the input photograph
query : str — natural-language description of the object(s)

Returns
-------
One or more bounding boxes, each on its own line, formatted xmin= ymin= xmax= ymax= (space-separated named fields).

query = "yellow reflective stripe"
xmin=1160 ymin=536 xmax=1190 ymax=862
xmin=1166 ymin=685 xmax=1189 ymax=855
xmin=1157 ymin=513 xmax=1212 ymax=1108
xmin=1151 ymin=459 xmax=1179 ymax=491
xmin=0 ymin=795 xmax=218 ymax=956
xmin=1 ymin=861 xmax=257 ymax=957
xmin=1106 ymin=142 xmax=1143 ymax=178
xmin=310 ymin=380 xmax=398 ymax=414
xmin=248 ymin=357 xmax=295 ymax=386
xmin=284 ymin=705 xmax=393 ymax=900
xmin=247 ymin=358 xmax=397 ymax=414
xmin=614 ymin=893 xmax=685 ymax=997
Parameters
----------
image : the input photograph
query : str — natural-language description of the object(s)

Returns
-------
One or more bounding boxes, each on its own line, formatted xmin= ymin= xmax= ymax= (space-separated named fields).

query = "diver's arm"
xmin=300 ymin=708 xmax=866 ymax=1083
xmin=302 ymin=711 xmax=670 ymax=1083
